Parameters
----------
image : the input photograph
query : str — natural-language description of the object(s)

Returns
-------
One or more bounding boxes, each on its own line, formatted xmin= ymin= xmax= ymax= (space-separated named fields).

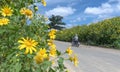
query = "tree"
xmin=48 ymin=15 xmax=66 ymax=30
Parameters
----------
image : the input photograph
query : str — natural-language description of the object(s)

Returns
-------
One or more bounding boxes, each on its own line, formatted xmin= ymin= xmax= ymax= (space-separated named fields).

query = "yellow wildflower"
xmin=1 ymin=6 xmax=13 ymax=17
xmin=73 ymin=55 xmax=79 ymax=66
xmin=48 ymin=29 xmax=57 ymax=40
xmin=34 ymin=48 xmax=48 ymax=64
xmin=0 ymin=19 xmax=3 ymax=26
xmin=38 ymin=48 xmax=48 ymax=58
xmin=48 ymin=40 xmax=56 ymax=49
xmin=49 ymin=47 xmax=56 ymax=57
xmin=69 ymin=55 xmax=79 ymax=66
xmin=47 ymin=39 xmax=53 ymax=46
xmin=20 ymin=8 xmax=33 ymax=18
xmin=0 ymin=18 xmax=10 ymax=26
xmin=41 ymin=0 xmax=46 ymax=6
xmin=66 ymin=47 xmax=73 ymax=55
xmin=20 ymin=7 xmax=26 ymax=15
xmin=34 ymin=54 xmax=44 ymax=64
xmin=50 ymin=35 xmax=56 ymax=40
xmin=50 ymin=44 xmax=56 ymax=49
xmin=18 ymin=37 xmax=38 ymax=54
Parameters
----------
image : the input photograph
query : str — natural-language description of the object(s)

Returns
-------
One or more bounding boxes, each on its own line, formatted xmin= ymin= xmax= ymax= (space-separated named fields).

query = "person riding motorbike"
xmin=72 ymin=34 xmax=80 ymax=47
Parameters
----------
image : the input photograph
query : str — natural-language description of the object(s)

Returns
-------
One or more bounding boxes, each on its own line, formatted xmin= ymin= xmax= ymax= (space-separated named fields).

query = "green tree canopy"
xmin=48 ymin=15 xmax=66 ymax=30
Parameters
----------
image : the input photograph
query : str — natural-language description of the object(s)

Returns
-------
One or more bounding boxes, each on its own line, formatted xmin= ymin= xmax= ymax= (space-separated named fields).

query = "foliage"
xmin=48 ymin=15 xmax=66 ymax=30
xmin=0 ymin=0 xmax=78 ymax=72
xmin=56 ymin=17 xmax=120 ymax=48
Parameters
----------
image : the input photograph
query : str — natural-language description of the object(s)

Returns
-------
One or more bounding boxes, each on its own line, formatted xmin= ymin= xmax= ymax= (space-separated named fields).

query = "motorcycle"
xmin=71 ymin=41 xmax=80 ymax=47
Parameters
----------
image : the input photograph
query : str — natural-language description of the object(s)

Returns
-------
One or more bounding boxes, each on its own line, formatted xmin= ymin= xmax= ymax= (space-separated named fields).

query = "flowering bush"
xmin=0 ymin=0 xmax=78 ymax=72
xmin=56 ymin=17 xmax=120 ymax=48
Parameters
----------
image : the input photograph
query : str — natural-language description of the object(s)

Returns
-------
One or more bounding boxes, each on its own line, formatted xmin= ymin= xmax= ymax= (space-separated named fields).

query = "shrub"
xmin=56 ymin=17 xmax=120 ymax=48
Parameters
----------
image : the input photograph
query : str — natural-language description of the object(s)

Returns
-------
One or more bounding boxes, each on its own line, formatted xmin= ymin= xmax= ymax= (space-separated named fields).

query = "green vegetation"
xmin=56 ymin=17 xmax=120 ymax=49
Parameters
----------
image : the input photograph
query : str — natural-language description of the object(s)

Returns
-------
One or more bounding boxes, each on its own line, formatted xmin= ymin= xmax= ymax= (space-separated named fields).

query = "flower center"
xmin=25 ymin=10 xmax=32 ymax=16
xmin=4 ymin=9 xmax=10 ymax=14
xmin=25 ymin=41 xmax=32 ymax=47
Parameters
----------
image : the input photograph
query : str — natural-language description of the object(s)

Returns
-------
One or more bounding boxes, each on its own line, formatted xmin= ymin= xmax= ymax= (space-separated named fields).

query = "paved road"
xmin=54 ymin=41 xmax=120 ymax=72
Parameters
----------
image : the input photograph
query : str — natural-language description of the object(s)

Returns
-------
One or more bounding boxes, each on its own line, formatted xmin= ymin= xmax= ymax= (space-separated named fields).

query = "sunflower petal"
xmin=18 ymin=40 xmax=24 ymax=43
xmin=30 ymin=48 xmax=33 ymax=54
xmin=25 ymin=47 xmax=29 ymax=54
xmin=32 ymin=47 xmax=37 ymax=52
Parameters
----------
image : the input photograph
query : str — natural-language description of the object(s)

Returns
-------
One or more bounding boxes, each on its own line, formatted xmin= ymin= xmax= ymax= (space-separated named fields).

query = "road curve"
xmin=54 ymin=41 xmax=120 ymax=72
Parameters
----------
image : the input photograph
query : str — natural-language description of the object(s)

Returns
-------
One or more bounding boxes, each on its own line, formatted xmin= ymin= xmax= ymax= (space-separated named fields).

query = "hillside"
xmin=56 ymin=17 xmax=120 ymax=48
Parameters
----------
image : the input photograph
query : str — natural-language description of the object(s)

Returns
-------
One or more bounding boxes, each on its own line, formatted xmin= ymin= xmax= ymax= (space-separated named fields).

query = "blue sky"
xmin=36 ymin=0 xmax=120 ymax=27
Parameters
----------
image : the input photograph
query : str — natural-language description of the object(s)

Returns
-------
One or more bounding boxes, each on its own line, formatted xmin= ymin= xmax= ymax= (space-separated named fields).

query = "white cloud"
xmin=84 ymin=0 xmax=120 ymax=22
xmin=84 ymin=0 xmax=120 ymax=15
xmin=45 ymin=6 xmax=76 ymax=17
xmin=84 ymin=3 xmax=113 ymax=15
xmin=117 ymin=3 xmax=120 ymax=10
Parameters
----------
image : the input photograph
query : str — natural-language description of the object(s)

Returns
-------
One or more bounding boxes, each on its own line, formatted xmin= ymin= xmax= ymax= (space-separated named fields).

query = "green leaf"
xmin=57 ymin=57 xmax=66 ymax=71
xmin=15 ymin=63 xmax=22 ymax=72
xmin=58 ymin=57 xmax=64 ymax=64
xmin=36 ymin=69 xmax=42 ymax=72
xmin=6 ymin=51 xmax=16 ymax=60
xmin=27 ymin=54 xmax=32 ymax=58
xmin=41 ymin=61 xmax=52 ymax=69
xmin=0 ymin=29 xmax=6 ymax=34
xmin=49 ymin=67 xmax=56 ymax=72
xmin=56 ymin=50 xmax=61 ymax=56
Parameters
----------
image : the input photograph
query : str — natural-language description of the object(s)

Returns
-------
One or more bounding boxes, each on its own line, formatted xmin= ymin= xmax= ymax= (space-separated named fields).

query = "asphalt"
xmin=54 ymin=41 xmax=120 ymax=72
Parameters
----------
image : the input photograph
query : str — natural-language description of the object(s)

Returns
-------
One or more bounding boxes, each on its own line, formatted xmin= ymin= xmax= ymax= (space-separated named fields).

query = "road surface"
xmin=54 ymin=41 xmax=120 ymax=72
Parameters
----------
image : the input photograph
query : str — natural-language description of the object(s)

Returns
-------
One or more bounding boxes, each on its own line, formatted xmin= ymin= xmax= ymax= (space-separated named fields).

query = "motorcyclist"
xmin=72 ymin=34 xmax=79 ymax=46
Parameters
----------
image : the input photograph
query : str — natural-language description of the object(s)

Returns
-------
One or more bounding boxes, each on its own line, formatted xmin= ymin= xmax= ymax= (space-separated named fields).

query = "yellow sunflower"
xmin=66 ymin=47 xmax=73 ymax=55
xmin=73 ymin=55 xmax=79 ymax=66
xmin=18 ymin=37 xmax=38 ymax=54
xmin=69 ymin=55 xmax=79 ymax=66
xmin=41 ymin=0 xmax=46 ymax=6
xmin=34 ymin=48 xmax=48 ymax=64
xmin=20 ymin=8 xmax=33 ymax=18
xmin=48 ymin=29 xmax=57 ymax=40
xmin=1 ymin=6 xmax=13 ymax=17
xmin=47 ymin=39 xmax=54 ymax=46
xmin=20 ymin=7 xmax=26 ymax=15
xmin=37 ymin=48 xmax=48 ymax=58
xmin=0 ymin=19 xmax=3 ymax=26
xmin=34 ymin=54 xmax=44 ymax=64
xmin=0 ymin=18 xmax=10 ymax=26
xmin=49 ymin=47 xmax=56 ymax=57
